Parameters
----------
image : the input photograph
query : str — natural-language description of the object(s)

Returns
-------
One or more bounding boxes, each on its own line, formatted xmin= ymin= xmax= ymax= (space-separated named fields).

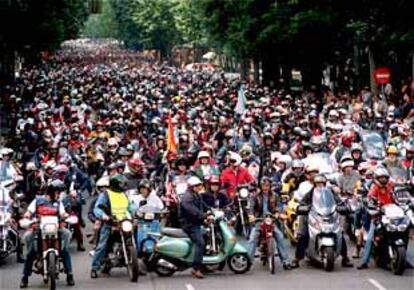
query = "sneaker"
xmin=89 ymin=250 xmax=95 ymax=257
xmin=290 ymin=259 xmax=300 ymax=269
xmin=357 ymin=263 xmax=368 ymax=270
xmin=19 ymin=277 xmax=28 ymax=289
xmin=342 ymin=257 xmax=354 ymax=268
xmin=191 ymin=269 xmax=204 ymax=279
xmin=90 ymin=270 xmax=98 ymax=279
xmin=66 ymin=274 xmax=75 ymax=286
xmin=283 ymin=262 xmax=292 ymax=270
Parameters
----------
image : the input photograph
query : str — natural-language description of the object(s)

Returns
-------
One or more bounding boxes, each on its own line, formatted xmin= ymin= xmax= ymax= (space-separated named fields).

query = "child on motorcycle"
xmin=247 ymin=177 xmax=293 ymax=270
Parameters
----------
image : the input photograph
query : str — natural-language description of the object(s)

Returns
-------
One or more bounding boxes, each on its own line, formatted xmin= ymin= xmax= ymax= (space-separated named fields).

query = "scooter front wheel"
xmin=228 ymin=253 xmax=251 ymax=274
xmin=323 ymin=246 xmax=335 ymax=272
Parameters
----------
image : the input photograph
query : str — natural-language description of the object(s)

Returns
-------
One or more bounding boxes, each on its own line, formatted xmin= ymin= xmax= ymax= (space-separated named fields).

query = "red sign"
xmin=374 ymin=67 xmax=391 ymax=85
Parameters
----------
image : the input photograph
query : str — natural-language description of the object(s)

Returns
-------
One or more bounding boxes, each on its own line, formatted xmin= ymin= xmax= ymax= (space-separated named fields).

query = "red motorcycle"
xmin=257 ymin=214 xmax=276 ymax=274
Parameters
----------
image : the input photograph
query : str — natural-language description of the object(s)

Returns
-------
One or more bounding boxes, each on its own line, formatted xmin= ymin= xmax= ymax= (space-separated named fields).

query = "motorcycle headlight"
xmin=239 ymin=188 xmax=249 ymax=199
xmin=144 ymin=213 xmax=155 ymax=220
xmin=121 ymin=220 xmax=133 ymax=232
xmin=397 ymin=224 xmax=408 ymax=232
xmin=43 ymin=223 xmax=58 ymax=235
xmin=386 ymin=223 xmax=397 ymax=232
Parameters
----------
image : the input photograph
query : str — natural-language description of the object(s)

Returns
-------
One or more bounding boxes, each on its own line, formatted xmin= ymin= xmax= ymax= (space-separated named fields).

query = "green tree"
xmin=82 ymin=0 xmax=118 ymax=39
xmin=131 ymin=0 xmax=180 ymax=58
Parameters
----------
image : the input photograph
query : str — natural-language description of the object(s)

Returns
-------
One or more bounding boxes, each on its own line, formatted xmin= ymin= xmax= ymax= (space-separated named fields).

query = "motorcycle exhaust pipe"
xmin=158 ymin=258 xmax=177 ymax=270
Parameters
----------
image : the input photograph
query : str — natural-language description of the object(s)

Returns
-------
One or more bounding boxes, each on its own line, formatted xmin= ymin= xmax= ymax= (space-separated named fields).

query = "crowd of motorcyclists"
xmin=0 ymin=40 xmax=413 ymax=289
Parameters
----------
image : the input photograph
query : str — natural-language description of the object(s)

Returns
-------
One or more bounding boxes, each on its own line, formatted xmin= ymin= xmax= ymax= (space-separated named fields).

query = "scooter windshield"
xmin=311 ymin=188 xmax=336 ymax=216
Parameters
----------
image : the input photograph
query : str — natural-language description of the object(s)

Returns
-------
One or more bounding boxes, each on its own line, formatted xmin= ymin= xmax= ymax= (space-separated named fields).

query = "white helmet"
xmin=341 ymin=160 xmax=355 ymax=169
xmin=197 ymin=151 xmax=210 ymax=159
xmin=26 ymin=162 xmax=37 ymax=171
xmin=292 ymin=159 xmax=305 ymax=169
xmin=188 ymin=176 xmax=203 ymax=187
xmin=45 ymin=160 xmax=57 ymax=170
xmin=96 ymin=177 xmax=110 ymax=187
xmin=228 ymin=151 xmax=242 ymax=166
xmin=278 ymin=155 xmax=292 ymax=167
xmin=107 ymin=138 xmax=119 ymax=153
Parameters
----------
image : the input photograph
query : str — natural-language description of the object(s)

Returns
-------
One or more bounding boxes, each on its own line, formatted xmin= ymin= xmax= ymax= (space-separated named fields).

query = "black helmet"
xmin=109 ymin=174 xmax=127 ymax=192
xmin=138 ymin=179 xmax=151 ymax=190
xmin=47 ymin=179 xmax=66 ymax=195
xmin=175 ymin=156 xmax=188 ymax=167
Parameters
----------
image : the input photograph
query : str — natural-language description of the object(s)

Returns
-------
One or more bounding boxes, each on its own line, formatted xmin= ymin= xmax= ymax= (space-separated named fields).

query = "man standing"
xmin=179 ymin=176 xmax=212 ymax=279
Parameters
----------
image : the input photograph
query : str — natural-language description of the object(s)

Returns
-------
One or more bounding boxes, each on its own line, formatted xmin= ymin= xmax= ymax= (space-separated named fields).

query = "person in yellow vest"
xmin=90 ymin=174 xmax=137 ymax=278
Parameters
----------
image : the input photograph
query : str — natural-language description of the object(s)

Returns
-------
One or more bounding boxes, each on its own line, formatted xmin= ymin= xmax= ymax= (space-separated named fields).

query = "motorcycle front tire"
xmin=391 ymin=246 xmax=406 ymax=275
xmin=127 ymin=245 xmax=139 ymax=282
xmin=47 ymin=252 xmax=57 ymax=290
xmin=323 ymin=246 xmax=335 ymax=272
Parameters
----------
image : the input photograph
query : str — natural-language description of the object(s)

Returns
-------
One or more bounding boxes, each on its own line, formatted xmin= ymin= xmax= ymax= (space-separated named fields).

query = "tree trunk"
xmin=368 ymin=46 xmax=377 ymax=94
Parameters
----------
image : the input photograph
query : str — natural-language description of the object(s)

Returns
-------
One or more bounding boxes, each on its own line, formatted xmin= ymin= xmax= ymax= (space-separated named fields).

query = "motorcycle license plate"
xmin=320 ymin=237 xmax=334 ymax=246
xmin=144 ymin=213 xmax=155 ymax=220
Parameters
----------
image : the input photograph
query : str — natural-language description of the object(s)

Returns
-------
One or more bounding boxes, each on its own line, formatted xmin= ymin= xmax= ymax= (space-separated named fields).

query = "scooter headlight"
xmin=121 ymin=220 xmax=133 ymax=232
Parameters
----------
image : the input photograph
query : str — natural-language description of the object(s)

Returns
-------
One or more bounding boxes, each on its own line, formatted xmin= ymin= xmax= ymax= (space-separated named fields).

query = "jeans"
xmin=361 ymin=221 xmax=375 ymax=264
xmin=91 ymin=224 xmax=111 ymax=271
xmin=23 ymin=228 xmax=72 ymax=277
xmin=183 ymin=226 xmax=205 ymax=271
xmin=247 ymin=223 xmax=290 ymax=263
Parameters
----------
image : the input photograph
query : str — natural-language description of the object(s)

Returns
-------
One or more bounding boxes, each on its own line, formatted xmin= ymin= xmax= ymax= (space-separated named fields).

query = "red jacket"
xmin=368 ymin=181 xmax=394 ymax=206
xmin=220 ymin=166 xmax=254 ymax=199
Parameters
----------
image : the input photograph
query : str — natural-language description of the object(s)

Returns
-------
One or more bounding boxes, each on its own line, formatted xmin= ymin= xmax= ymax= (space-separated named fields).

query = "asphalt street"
xmin=0 ymin=232 xmax=412 ymax=290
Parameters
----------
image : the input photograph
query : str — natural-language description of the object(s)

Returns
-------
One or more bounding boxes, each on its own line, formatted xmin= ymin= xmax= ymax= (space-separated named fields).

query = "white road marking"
xmin=368 ymin=278 xmax=387 ymax=290
xmin=186 ymin=284 xmax=196 ymax=290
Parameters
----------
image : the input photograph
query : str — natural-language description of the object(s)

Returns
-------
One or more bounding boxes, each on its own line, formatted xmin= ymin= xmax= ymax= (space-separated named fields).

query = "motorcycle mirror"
xmin=139 ymin=199 xmax=148 ymax=206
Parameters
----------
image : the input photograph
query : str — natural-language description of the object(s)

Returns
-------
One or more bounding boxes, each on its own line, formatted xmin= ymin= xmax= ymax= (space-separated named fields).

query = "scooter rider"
xmin=130 ymin=179 xmax=164 ymax=211
xmin=178 ymin=176 xmax=213 ymax=279
xmin=20 ymin=180 xmax=75 ymax=288
xmin=247 ymin=177 xmax=292 ymax=270
xmin=291 ymin=174 xmax=354 ymax=268
xmin=90 ymin=174 xmax=137 ymax=278
xmin=357 ymin=167 xmax=394 ymax=270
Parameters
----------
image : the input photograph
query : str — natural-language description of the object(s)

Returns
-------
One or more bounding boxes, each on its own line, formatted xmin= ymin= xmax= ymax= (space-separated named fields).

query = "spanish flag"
xmin=166 ymin=113 xmax=177 ymax=154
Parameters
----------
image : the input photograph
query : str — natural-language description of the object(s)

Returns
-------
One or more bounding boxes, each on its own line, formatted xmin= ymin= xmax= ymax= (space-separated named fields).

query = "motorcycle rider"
xmin=20 ymin=180 xmax=75 ymax=288
xmin=220 ymin=152 xmax=254 ymax=200
xmin=357 ymin=167 xmax=394 ymax=270
xmin=291 ymin=174 xmax=354 ymax=268
xmin=383 ymin=145 xmax=403 ymax=171
xmin=0 ymin=148 xmax=20 ymax=181
xmin=178 ymin=176 xmax=212 ymax=279
xmin=202 ymin=175 xmax=230 ymax=209
xmin=129 ymin=179 xmax=164 ymax=211
xmin=247 ymin=177 xmax=292 ymax=270
xmin=90 ymin=174 xmax=137 ymax=278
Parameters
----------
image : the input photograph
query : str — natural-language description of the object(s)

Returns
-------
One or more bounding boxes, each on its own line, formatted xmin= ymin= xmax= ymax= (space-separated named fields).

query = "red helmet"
xmin=341 ymin=131 xmax=354 ymax=148
xmin=128 ymin=158 xmax=143 ymax=174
